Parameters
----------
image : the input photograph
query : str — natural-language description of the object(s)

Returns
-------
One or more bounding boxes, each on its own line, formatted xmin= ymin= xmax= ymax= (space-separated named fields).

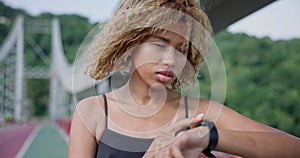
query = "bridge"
xmin=0 ymin=16 xmax=112 ymax=123
xmin=0 ymin=0 xmax=277 ymax=123
xmin=0 ymin=0 xmax=276 ymax=157
xmin=0 ymin=15 xmax=114 ymax=158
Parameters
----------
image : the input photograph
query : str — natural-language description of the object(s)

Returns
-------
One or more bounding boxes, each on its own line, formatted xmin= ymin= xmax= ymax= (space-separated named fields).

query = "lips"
xmin=156 ymin=70 xmax=175 ymax=83
xmin=157 ymin=71 xmax=175 ymax=77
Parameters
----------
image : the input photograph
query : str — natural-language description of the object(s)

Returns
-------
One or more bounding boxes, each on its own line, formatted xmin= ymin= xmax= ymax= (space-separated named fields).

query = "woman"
xmin=68 ymin=0 xmax=300 ymax=157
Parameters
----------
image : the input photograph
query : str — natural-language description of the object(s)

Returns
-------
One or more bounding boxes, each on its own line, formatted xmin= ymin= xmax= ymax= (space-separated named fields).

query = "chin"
xmin=149 ymin=82 xmax=168 ymax=90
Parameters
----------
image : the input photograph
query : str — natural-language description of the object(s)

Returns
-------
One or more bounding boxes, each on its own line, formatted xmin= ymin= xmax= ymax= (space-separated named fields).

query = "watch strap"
xmin=200 ymin=120 xmax=218 ymax=158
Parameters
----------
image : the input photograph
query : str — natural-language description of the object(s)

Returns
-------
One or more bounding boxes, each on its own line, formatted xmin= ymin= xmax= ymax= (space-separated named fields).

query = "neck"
xmin=126 ymin=71 xmax=168 ymax=106
xmin=111 ymin=72 xmax=170 ymax=117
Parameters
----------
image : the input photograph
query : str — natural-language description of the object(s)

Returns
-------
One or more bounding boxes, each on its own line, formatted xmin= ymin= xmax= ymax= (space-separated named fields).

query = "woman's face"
xmin=131 ymin=24 xmax=188 ymax=87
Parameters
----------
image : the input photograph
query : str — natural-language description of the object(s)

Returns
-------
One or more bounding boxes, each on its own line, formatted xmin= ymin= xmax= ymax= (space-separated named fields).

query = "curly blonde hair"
xmin=87 ymin=0 xmax=213 ymax=88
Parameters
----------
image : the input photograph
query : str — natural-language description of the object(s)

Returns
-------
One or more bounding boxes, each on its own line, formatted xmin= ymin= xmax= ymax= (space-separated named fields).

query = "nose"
xmin=161 ymin=46 xmax=176 ymax=67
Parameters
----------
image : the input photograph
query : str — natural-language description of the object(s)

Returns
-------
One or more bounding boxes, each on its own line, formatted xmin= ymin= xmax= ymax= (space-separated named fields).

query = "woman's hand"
xmin=143 ymin=114 xmax=210 ymax=158
xmin=163 ymin=127 xmax=210 ymax=158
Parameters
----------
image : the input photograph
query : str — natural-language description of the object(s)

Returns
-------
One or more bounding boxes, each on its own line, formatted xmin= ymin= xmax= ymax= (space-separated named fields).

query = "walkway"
xmin=22 ymin=123 xmax=68 ymax=158
xmin=0 ymin=122 xmax=38 ymax=158
xmin=0 ymin=121 xmax=69 ymax=158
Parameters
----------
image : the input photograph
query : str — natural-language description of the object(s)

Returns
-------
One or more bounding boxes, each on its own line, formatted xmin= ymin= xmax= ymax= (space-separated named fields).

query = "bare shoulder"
xmin=76 ymin=95 xmax=104 ymax=109
xmin=73 ymin=95 xmax=107 ymax=141
xmin=75 ymin=96 xmax=105 ymax=124
xmin=69 ymin=96 xmax=105 ymax=157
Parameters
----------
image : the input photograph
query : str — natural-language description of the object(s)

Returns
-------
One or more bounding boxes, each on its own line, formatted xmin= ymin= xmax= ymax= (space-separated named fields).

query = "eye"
xmin=151 ymin=42 xmax=168 ymax=49
xmin=176 ymin=47 xmax=188 ymax=55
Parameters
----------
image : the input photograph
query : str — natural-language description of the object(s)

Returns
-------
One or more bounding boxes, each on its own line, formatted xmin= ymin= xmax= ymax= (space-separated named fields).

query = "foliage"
xmin=0 ymin=1 xmax=299 ymax=137
xmin=27 ymin=79 xmax=49 ymax=116
xmin=4 ymin=112 xmax=13 ymax=121
xmin=212 ymin=31 xmax=300 ymax=137
xmin=59 ymin=14 xmax=95 ymax=62
xmin=0 ymin=1 xmax=95 ymax=117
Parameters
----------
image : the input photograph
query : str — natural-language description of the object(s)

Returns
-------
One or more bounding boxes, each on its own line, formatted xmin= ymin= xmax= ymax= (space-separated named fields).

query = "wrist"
xmin=200 ymin=120 xmax=219 ymax=157
xmin=197 ymin=126 xmax=210 ymax=149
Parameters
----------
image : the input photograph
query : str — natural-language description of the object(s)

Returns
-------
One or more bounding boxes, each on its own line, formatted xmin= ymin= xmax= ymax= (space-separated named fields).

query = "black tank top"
xmin=96 ymin=94 xmax=189 ymax=158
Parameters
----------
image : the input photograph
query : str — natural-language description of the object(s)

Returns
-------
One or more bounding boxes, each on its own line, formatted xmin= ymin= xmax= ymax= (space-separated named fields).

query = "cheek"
xmin=134 ymin=63 xmax=155 ymax=80
xmin=174 ymin=54 xmax=188 ymax=73
xmin=132 ymin=45 xmax=160 ymax=67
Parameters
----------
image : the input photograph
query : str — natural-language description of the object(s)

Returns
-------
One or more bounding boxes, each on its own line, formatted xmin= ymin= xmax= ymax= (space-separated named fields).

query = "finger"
xmin=156 ymin=148 xmax=167 ymax=158
xmin=174 ymin=114 xmax=204 ymax=136
xmin=143 ymin=141 xmax=163 ymax=158
xmin=170 ymin=146 xmax=184 ymax=158
xmin=189 ymin=113 xmax=204 ymax=128
xmin=142 ymin=150 xmax=155 ymax=158
xmin=168 ymin=118 xmax=191 ymax=133
xmin=164 ymin=148 xmax=171 ymax=158
xmin=144 ymin=151 xmax=157 ymax=158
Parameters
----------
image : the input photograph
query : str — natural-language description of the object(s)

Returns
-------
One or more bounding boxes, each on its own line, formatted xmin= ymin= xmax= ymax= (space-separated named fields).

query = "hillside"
xmin=1 ymin=1 xmax=299 ymax=137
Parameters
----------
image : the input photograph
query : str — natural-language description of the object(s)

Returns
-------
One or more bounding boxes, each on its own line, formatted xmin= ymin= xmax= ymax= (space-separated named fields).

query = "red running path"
xmin=0 ymin=122 xmax=38 ymax=158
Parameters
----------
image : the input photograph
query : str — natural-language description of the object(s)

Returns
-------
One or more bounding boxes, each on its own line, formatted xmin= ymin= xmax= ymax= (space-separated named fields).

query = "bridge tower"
xmin=0 ymin=16 xmax=70 ymax=122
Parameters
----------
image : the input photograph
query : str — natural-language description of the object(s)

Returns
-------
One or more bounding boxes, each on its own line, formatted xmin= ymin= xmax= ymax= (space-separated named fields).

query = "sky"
xmin=1 ymin=0 xmax=300 ymax=40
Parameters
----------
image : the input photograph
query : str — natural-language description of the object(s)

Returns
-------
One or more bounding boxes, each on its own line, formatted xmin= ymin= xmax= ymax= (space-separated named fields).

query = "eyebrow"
xmin=152 ymin=35 xmax=171 ymax=43
xmin=151 ymin=35 xmax=185 ymax=48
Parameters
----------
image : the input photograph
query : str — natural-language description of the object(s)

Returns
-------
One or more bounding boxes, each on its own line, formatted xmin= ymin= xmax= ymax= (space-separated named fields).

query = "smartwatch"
xmin=174 ymin=120 xmax=219 ymax=158
xmin=200 ymin=120 xmax=218 ymax=158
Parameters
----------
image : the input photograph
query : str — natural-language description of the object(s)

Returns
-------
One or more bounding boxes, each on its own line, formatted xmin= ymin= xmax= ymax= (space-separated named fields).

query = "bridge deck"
xmin=0 ymin=121 xmax=68 ymax=158
xmin=22 ymin=122 xmax=68 ymax=158
xmin=0 ymin=122 xmax=38 ymax=158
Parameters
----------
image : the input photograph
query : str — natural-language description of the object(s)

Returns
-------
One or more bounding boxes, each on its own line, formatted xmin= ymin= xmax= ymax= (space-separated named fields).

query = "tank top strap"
xmin=184 ymin=95 xmax=189 ymax=118
xmin=102 ymin=94 xmax=108 ymax=128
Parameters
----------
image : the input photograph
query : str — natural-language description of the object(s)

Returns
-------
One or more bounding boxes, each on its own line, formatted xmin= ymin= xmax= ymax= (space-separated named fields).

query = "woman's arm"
xmin=148 ymin=100 xmax=300 ymax=158
xmin=68 ymin=96 xmax=106 ymax=158
xmin=68 ymin=108 xmax=97 ymax=158
xmin=215 ymin=103 xmax=300 ymax=157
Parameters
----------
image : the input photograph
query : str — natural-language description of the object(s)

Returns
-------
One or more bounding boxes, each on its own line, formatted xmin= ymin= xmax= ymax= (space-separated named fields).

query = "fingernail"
xmin=195 ymin=113 xmax=204 ymax=119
